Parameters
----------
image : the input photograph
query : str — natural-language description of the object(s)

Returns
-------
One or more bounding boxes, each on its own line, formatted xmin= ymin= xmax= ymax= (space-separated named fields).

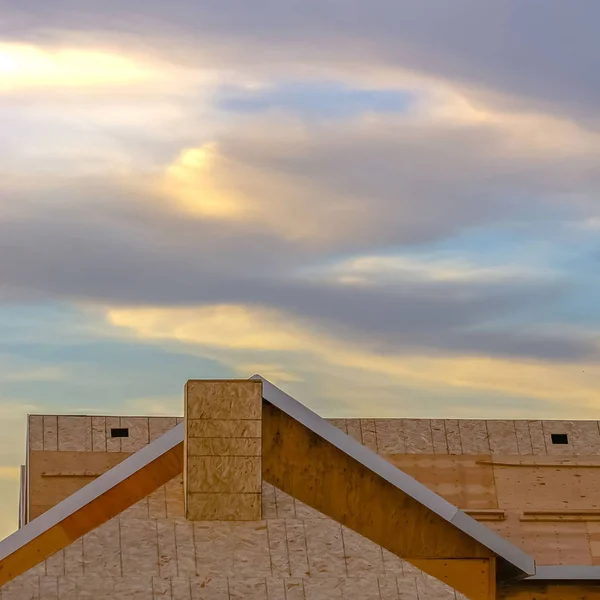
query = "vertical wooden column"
xmin=185 ymin=379 xmax=262 ymax=521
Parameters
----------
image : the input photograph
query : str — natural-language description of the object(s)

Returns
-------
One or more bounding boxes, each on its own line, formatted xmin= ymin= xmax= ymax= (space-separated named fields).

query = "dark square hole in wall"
xmin=110 ymin=427 xmax=129 ymax=438
xmin=551 ymin=433 xmax=569 ymax=445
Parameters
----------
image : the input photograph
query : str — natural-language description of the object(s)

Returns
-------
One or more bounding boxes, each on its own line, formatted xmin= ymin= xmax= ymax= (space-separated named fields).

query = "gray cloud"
xmin=4 ymin=1 xmax=600 ymax=122
xmin=2 ymin=3 xmax=600 ymax=365
xmin=0 ymin=177 xmax=593 ymax=363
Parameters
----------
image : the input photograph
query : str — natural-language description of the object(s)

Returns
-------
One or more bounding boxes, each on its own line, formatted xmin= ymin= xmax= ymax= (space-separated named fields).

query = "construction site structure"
xmin=1 ymin=376 xmax=600 ymax=599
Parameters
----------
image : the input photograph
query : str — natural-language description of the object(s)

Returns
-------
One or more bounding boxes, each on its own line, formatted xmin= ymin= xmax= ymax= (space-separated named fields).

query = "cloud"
xmin=1 ymin=108 xmax=598 ymax=363
xmin=4 ymin=0 xmax=600 ymax=123
xmin=0 ymin=42 xmax=158 ymax=91
xmin=105 ymin=303 xmax=600 ymax=413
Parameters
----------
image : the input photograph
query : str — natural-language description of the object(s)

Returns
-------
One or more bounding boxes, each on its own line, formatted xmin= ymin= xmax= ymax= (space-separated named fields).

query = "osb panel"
xmin=45 ymin=550 xmax=64 ymax=577
xmin=261 ymin=483 xmax=277 ymax=519
xmin=374 ymin=420 xmax=404 ymax=454
xmin=28 ymin=451 xmax=132 ymax=519
xmin=120 ymin=417 xmax=150 ymax=453
xmin=431 ymin=420 xmax=448 ymax=454
xmin=64 ymin=539 xmax=83 ymax=576
xmin=267 ymin=520 xmax=291 ymax=577
xmin=303 ymin=519 xmax=346 ymax=577
xmin=402 ymin=420 xmax=434 ymax=454
xmin=360 ymin=420 xmax=378 ymax=453
xmin=82 ymin=518 xmax=122 ymax=576
xmin=43 ymin=416 xmax=58 ymax=452
xmin=345 ymin=419 xmax=362 ymax=443
xmin=274 ymin=488 xmax=296 ymax=518
xmin=384 ymin=454 xmax=498 ymax=509
xmin=166 ymin=476 xmax=185 ymax=519
xmin=187 ymin=438 xmax=261 ymax=457
xmin=150 ymin=418 xmax=178 ymax=442
xmin=92 ymin=417 xmax=107 ymax=453
xmin=186 ymin=381 xmax=263 ymax=522
xmin=173 ymin=520 xmax=196 ymax=578
xmin=29 ymin=416 xmax=44 ymax=452
xmin=486 ymin=421 xmax=518 ymax=455
xmin=148 ymin=486 xmax=168 ymax=519
xmin=444 ymin=420 xmax=463 ymax=455
xmin=527 ymin=420 xmax=547 ymax=455
xmin=542 ymin=421 xmax=576 ymax=456
xmin=342 ymin=527 xmax=385 ymax=577
xmin=186 ymin=380 xmax=262 ymax=420
xmin=571 ymin=422 xmax=600 ymax=455
xmin=493 ymin=460 xmax=600 ymax=511
xmin=2 ymin=509 xmax=481 ymax=600
xmin=120 ymin=518 xmax=160 ymax=576
xmin=186 ymin=493 xmax=261 ymax=521
xmin=187 ymin=420 xmax=261 ymax=438
xmin=458 ymin=421 xmax=490 ymax=454
xmin=105 ymin=417 xmax=122 ymax=453
xmin=286 ymin=520 xmax=310 ymax=578
xmin=327 ymin=419 xmax=348 ymax=434
xmin=157 ymin=520 xmax=178 ymax=579
xmin=57 ymin=417 xmax=92 ymax=452
xmin=120 ymin=497 xmax=149 ymax=520
xmin=514 ymin=421 xmax=533 ymax=455
xmin=187 ymin=456 xmax=261 ymax=494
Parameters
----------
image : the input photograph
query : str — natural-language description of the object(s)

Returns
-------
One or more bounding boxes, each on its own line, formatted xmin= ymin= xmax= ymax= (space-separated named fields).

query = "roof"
xmin=254 ymin=375 xmax=535 ymax=579
xmin=2 ymin=374 xmax=599 ymax=590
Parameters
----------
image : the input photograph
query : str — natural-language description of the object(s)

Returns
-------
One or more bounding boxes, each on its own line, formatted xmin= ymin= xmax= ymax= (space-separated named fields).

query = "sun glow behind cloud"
xmin=164 ymin=145 xmax=251 ymax=219
xmin=0 ymin=43 xmax=154 ymax=90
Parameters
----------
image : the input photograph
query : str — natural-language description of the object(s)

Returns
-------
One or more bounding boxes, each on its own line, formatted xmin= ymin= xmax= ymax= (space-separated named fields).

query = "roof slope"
xmin=254 ymin=375 xmax=535 ymax=579
xmin=0 ymin=422 xmax=183 ymax=586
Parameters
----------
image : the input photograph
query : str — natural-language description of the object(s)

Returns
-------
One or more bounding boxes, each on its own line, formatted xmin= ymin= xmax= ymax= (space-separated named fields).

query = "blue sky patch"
xmin=215 ymin=82 xmax=414 ymax=119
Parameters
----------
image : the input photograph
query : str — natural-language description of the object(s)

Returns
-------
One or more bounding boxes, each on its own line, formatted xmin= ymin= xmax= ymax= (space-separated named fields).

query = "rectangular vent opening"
xmin=551 ymin=433 xmax=569 ymax=445
xmin=110 ymin=427 xmax=129 ymax=438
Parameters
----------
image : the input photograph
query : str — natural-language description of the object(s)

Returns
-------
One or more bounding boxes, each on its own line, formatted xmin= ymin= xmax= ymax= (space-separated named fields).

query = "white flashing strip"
xmin=0 ymin=423 xmax=184 ymax=561
xmin=528 ymin=566 xmax=600 ymax=581
xmin=254 ymin=375 xmax=536 ymax=578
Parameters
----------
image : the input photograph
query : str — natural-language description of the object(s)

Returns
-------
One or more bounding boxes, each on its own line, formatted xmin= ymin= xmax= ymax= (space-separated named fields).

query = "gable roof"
xmin=3 ymin=374 xmax=600 ymax=592
xmin=254 ymin=375 xmax=535 ymax=581
xmin=0 ymin=422 xmax=183 ymax=586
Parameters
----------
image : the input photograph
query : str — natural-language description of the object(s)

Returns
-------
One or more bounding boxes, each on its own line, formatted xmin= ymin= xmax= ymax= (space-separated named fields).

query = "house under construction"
xmin=1 ymin=376 xmax=600 ymax=599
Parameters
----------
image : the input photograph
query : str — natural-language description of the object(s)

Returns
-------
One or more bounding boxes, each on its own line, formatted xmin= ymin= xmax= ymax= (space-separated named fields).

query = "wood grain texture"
xmin=261 ymin=401 xmax=495 ymax=599
xmin=185 ymin=380 xmax=262 ymax=521
xmin=409 ymin=559 xmax=496 ymax=600
xmin=0 ymin=441 xmax=183 ymax=587
xmin=384 ymin=454 xmax=498 ymax=510
xmin=28 ymin=451 xmax=133 ymax=520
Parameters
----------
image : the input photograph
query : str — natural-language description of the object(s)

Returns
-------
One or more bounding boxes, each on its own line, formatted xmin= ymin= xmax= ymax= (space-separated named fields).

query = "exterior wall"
xmin=0 ymin=477 xmax=464 ymax=600
xmin=25 ymin=416 xmax=184 ymax=523
xmin=6 ymin=415 xmax=600 ymax=599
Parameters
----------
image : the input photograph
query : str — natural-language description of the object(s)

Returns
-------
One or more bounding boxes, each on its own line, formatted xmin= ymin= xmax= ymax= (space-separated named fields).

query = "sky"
xmin=1 ymin=1 xmax=600 ymax=539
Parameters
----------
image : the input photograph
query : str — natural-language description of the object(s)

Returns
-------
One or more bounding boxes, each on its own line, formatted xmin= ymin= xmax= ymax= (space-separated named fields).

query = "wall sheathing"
xmin=5 ymin=415 xmax=600 ymax=599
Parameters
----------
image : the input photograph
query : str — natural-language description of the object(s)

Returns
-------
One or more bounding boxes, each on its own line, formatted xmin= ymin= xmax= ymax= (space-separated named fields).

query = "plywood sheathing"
xmin=262 ymin=402 xmax=497 ymax=600
xmin=384 ymin=455 xmax=498 ymax=510
xmin=0 ymin=474 xmax=471 ymax=599
xmin=28 ymin=451 xmax=134 ymax=521
xmin=16 ymin=410 xmax=600 ymax=599
xmin=185 ymin=380 xmax=262 ymax=521
xmin=0 ymin=433 xmax=183 ymax=587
